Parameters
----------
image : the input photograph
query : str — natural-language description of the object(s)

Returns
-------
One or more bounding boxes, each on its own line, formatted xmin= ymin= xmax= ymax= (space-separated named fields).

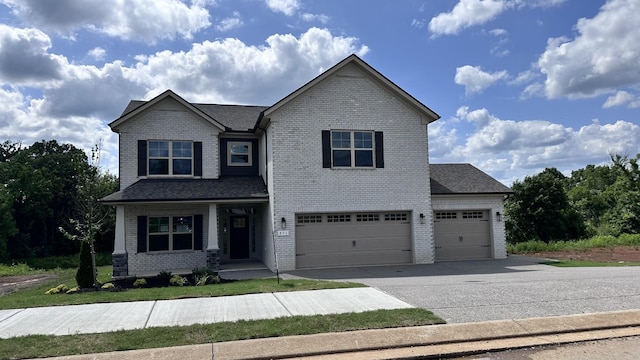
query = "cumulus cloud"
xmin=265 ymin=0 xmax=299 ymax=16
xmin=602 ymin=90 xmax=637 ymax=108
xmin=87 ymin=47 xmax=106 ymax=61
xmin=129 ymin=27 xmax=369 ymax=105
xmin=430 ymin=106 xmax=640 ymax=184
xmin=429 ymin=0 xmax=510 ymax=36
xmin=0 ymin=0 xmax=211 ymax=43
xmin=0 ymin=24 xmax=64 ymax=84
xmin=537 ymin=0 xmax=640 ymax=98
xmin=215 ymin=12 xmax=243 ymax=32
xmin=454 ymin=65 xmax=508 ymax=95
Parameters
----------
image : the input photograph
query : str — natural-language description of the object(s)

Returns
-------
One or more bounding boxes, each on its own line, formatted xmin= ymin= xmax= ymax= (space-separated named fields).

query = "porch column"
xmin=207 ymin=203 xmax=220 ymax=270
xmin=112 ymin=206 xmax=128 ymax=277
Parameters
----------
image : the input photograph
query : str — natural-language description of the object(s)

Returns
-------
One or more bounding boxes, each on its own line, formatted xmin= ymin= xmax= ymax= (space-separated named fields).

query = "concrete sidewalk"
xmin=0 ymin=287 xmax=412 ymax=338
xmin=34 ymin=309 xmax=640 ymax=360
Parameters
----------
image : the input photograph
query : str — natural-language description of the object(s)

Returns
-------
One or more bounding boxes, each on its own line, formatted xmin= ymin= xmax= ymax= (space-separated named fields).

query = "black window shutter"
xmin=137 ymin=216 xmax=147 ymax=253
xmin=194 ymin=142 xmax=203 ymax=176
xmin=194 ymin=214 xmax=203 ymax=250
xmin=375 ymin=132 xmax=384 ymax=168
xmin=137 ymin=140 xmax=147 ymax=176
xmin=321 ymin=130 xmax=331 ymax=168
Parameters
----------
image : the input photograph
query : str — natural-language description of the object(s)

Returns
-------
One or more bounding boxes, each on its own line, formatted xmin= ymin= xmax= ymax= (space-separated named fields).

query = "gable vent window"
xmin=435 ymin=212 xmax=457 ymax=220
xmin=327 ymin=214 xmax=351 ymax=222
xmin=462 ymin=211 xmax=484 ymax=219
xmin=356 ymin=213 xmax=380 ymax=222
xmin=297 ymin=214 xmax=322 ymax=224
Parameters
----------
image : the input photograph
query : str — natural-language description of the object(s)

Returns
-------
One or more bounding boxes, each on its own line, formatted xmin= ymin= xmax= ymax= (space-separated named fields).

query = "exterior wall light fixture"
xmin=281 ymin=217 xmax=287 ymax=229
xmin=496 ymin=212 xmax=502 ymax=222
xmin=419 ymin=213 xmax=426 ymax=224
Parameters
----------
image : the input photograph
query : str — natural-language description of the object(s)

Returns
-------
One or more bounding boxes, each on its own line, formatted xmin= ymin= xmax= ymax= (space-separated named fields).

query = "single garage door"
xmin=434 ymin=210 xmax=491 ymax=261
xmin=295 ymin=212 xmax=412 ymax=269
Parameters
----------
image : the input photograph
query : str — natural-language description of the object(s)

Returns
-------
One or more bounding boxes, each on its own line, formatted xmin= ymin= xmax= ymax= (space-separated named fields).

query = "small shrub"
xmin=192 ymin=267 xmax=218 ymax=285
xmin=101 ymin=282 xmax=115 ymax=290
xmin=56 ymin=284 xmax=69 ymax=293
xmin=66 ymin=287 xmax=79 ymax=294
xmin=133 ymin=278 xmax=147 ymax=288
xmin=157 ymin=270 xmax=172 ymax=280
xmin=45 ymin=287 xmax=60 ymax=295
xmin=76 ymin=241 xmax=95 ymax=288
xmin=170 ymin=274 xmax=188 ymax=286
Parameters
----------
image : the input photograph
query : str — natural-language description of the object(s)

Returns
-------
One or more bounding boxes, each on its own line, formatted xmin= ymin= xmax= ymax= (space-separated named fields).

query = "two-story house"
xmin=102 ymin=54 xmax=512 ymax=277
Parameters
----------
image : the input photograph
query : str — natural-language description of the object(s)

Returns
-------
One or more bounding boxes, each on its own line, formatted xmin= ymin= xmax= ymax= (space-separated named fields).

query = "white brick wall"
xmin=265 ymin=63 xmax=434 ymax=271
xmin=124 ymin=204 xmax=209 ymax=275
xmin=116 ymin=97 xmax=221 ymax=189
xmin=431 ymin=195 xmax=507 ymax=259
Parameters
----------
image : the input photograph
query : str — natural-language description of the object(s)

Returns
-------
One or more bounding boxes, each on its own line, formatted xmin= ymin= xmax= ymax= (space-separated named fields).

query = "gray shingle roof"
xmin=430 ymin=164 xmax=512 ymax=194
xmin=101 ymin=177 xmax=268 ymax=203
xmin=119 ymin=100 xmax=267 ymax=132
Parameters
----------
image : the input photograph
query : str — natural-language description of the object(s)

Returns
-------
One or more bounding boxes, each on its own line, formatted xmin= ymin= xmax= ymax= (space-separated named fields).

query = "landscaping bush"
xmin=508 ymin=233 xmax=640 ymax=253
xmin=76 ymin=241 xmax=95 ymax=288
xmin=169 ymin=275 xmax=188 ymax=286
xmin=133 ymin=278 xmax=147 ymax=288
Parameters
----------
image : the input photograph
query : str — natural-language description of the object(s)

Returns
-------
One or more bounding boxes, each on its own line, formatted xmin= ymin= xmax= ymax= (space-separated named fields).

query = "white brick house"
xmin=102 ymin=55 xmax=511 ymax=277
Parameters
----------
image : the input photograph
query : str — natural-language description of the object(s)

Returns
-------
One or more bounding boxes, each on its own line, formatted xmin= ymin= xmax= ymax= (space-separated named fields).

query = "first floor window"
xmin=148 ymin=141 xmax=193 ymax=175
xmin=148 ymin=216 xmax=193 ymax=251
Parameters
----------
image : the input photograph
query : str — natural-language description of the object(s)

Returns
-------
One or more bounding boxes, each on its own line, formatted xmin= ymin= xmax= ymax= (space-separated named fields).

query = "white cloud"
xmin=216 ymin=12 xmax=243 ymax=32
xmin=537 ymin=0 xmax=640 ymax=99
xmin=265 ymin=0 xmax=299 ymax=16
xmin=488 ymin=28 xmax=507 ymax=36
xmin=0 ymin=24 xmax=65 ymax=84
xmin=430 ymin=106 xmax=640 ymax=185
xmin=428 ymin=0 xmax=510 ymax=36
xmin=602 ymin=90 xmax=634 ymax=108
xmin=129 ymin=27 xmax=369 ymax=105
xmin=0 ymin=0 xmax=211 ymax=43
xmin=411 ymin=19 xmax=426 ymax=29
xmin=87 ymin=47 xmax=106 ymax=61
xmin=301 ymin=13 xmax=330 ymax=24
xmin=454 ymin=65 xmax=508 ymax=95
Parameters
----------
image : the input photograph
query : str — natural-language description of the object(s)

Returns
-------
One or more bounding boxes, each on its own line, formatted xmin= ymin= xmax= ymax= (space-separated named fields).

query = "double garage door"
xmin=295 ymin=212 xmax=412 ymax=269
xmin=433 ymin=210 xmax=491 ymax=260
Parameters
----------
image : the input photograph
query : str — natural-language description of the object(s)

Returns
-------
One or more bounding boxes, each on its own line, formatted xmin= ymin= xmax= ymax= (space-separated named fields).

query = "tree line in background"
xmin=506 ymin=154 xmax=640 ymax=243
xmin=0 ymin=140 xmax=118 ymax=263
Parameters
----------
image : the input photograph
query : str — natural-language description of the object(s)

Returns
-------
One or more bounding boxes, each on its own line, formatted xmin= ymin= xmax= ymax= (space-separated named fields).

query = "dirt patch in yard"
xmin=0 ymin=274 xmax=57 ymax=296
xmin=520 ymin=246 xmax=640 ymax=263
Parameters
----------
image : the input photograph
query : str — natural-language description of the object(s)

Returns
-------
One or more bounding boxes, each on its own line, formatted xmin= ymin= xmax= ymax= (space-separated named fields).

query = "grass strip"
xmin=507 ymin=234 xmax=640 ymax=253
xmin=0 ymin=308 xmax=444 ymax=360
xmin=542 ymin=260 xmax=640 ymax=267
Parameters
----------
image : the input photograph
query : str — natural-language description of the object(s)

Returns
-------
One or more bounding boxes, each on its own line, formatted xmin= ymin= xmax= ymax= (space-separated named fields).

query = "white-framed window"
xmin=148 ymin=216 xmax=193 ymax=251
xmin=331 ymin=130 xmax=374 ymax=168
xmin=148 ymin=141 xmax=193 ymax=175
xmin=227 ymin=141 xmax=252 ymax=166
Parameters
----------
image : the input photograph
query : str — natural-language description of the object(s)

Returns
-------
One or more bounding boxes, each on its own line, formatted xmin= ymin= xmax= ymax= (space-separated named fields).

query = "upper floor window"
xmin=322 ymin=130 xmax=384 ymax=169
xmin=148 ymin=141 xmax=192 ymax=175
xmin=331 ymin=131 xmax=374 ymax=168
xmin=227 ymin=141 xmax=252 ymax=166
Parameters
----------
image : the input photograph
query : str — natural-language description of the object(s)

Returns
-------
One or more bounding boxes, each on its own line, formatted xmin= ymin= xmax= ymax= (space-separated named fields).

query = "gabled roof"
xmin=194 ymin=104 xmax=268 ymax=131
xmin=430 ymin=164 xmax=512 ymax=195
xmin=259 ymin=54 xmax=440 ymax=128
xmin=109 ymin=90 xmax=227 ymax=132
xmin=101 ymin=177 xmax=268 ymax=204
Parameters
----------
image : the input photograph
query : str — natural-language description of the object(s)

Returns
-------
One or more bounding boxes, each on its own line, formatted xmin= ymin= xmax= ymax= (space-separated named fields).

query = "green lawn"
xmin=0 ymin=266 xmax=364 ymax=309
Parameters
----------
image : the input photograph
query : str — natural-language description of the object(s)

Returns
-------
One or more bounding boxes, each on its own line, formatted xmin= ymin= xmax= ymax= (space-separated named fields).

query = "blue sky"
xmin=0 ymin=0 xmax=638 ymax=185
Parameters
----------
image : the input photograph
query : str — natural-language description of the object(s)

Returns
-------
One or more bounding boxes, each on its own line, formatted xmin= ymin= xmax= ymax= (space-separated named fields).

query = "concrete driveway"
xmin=285 ymin=255 xmax=640 ymax=323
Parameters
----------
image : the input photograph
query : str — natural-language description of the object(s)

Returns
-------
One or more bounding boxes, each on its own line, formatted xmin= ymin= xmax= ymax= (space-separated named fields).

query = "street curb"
xmin=212 ymin=309 xmax=640 ymax=359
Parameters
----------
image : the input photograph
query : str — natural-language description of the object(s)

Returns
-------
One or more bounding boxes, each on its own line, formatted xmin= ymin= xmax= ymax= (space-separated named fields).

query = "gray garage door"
xmin=434 ymin=210 xmax=491 ymax=261
xmin=295 ymin=212 xmax=412 ymax=269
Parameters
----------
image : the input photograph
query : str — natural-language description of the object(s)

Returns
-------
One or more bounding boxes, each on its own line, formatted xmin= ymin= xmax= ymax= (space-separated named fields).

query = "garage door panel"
xmin=434 ymin=210 xmax=491 ymax=261
xmin=295 ymin=212 xmax=412 ymax=269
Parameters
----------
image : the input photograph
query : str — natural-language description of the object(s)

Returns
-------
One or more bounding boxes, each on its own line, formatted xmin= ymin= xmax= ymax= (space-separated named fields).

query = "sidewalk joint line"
xmin=271 ymin=292 xmax=294 ymax=316
xmin=143 ymin=301 xmax=158 ymax=329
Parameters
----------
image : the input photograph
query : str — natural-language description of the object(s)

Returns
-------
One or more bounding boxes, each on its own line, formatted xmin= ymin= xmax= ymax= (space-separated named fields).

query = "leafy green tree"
xmin=0 ymin=187 xmax=17 ymax=262
xmin=505 ymin=168 xmax=585 ymax=243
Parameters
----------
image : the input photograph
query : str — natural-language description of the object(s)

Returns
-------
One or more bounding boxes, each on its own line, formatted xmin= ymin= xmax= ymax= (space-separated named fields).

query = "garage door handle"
xmin=459 ymin=236 xmax=463 ymax=242
xmin=352 ymin=240 xmax=356 ymax=247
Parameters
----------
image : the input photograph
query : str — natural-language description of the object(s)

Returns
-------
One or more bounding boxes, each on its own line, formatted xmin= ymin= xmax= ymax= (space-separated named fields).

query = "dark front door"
xmin=230 ymin=215 xmax=250 ymax=259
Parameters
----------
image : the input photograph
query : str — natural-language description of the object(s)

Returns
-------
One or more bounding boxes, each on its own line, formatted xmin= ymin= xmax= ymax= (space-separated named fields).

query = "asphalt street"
xmin=286 ymin=255 xmax=640 ymax=323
